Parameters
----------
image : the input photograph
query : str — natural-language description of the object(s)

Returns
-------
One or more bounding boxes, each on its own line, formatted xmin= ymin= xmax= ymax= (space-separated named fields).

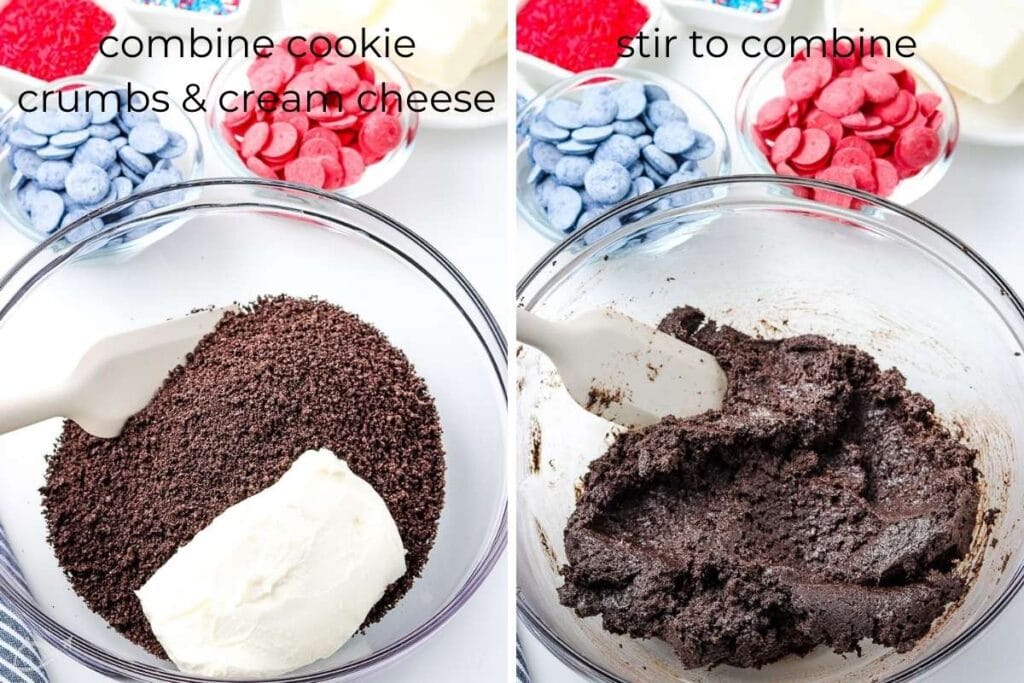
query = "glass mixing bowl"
xmin=517 ymin=175 xmax=1024 ymax=682
xmin=0 ymin=75 xmax=205 ymax=257
xmin=0 ymin=178 xmax=506 ymax=682
xmin=206 ymin=43 xmax=418 ymax=198
xmin=516 ymin=67 xmax=731 ymax=243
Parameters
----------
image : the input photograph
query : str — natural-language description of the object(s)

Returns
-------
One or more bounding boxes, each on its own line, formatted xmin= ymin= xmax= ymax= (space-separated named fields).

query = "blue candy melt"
xmin=58 ymin=111 xmax=92 ymax=132
xmin=546 ymin=185 xmax=582 ymax=232
xmin=50 ymin=129 xmax=92 ymax=148
xmin=12 ymin=149 xmax=42 ymax=178
xmin=644 ymin=84 xmax=670 ymax=102
xmin=633 ymin=176 xmax=656 ymax=197
xmin=571 ymin=125 xmax=614 ymax=144
xmin=113 ymin=176 xmax=133 ymax=200
xmin=681 ymin=131 xmax=715 ymax=161
xmin=642 ymin=145 xmax=679 ymax=176
xmin=584 ymin=160 xmax=631 ymax=204
xmin=576 ymin=207 xmax=606 ymax=231
xmin=554 ymin=156 xmax=592 ymax=187
xmin=612 ymin=119 xmax=646 ymax=136
xmin=89 ymin=97 xmax=120 ymax=125
xmin=556 ymin=139 xmax=598 ymax=155
xmin=155 ymin=132 xmax=187 ymax=159
xmin=65 ymin=163 xmax=111 ymax=204
xmin=119 ymin=109 xmax=159 ymax=129
xmin=118 ymin=146 xmax=155 ymax=175
xmin=8 ymin=127 xmax=48 ymax=149
xmin=578 ymin=86 xmax=618 ymax=126
xmin=594 ymin=135 xmax=640 ymax=167
xmin=16 ymin=181 xmax=40 ymax=210
xmin=88 ymin=123 xmax=121 ymax=140
xmin=22 ymin=112 xmax=63 ymax=136
xmin=74 ymin=138 xmax=117 ymax=168
xmin=28 ymin=190 xmax=64 ymax=233
xmin=128 ymin=122 xmax=170 ymax=155
xmin=534 ymin=176 xmax=558 ymax=209
xmin=529 ymin=120 xmax=570 ymax=142
xmin=613 ymin=82 xmax=647 ymax=120
xmin=37 ymin=145 xmax=75 ymax=160
xmin=530 ymin=141 xmax=563 ymax=173
xmin=647 ymin=100 xmax=688 ymax=127
xmin=653 ymin=121 xmax=696 ymax=155
xmin=543 ymin=100 xmax=583 ymax=129
xmin=35 ymin=160 xmax=72 ymax=190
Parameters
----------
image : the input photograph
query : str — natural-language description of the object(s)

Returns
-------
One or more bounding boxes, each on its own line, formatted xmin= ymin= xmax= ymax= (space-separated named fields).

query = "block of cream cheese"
xmin=282 ymin=0 xmax=507 ymax=88
xmin=917 ymin=0 xmax=1024 ymax=103
xmin=375 ymin=0 xmax=506 ymax=88
xmin=136 ymin=449 xmax=406 ymax=679
xmin=480 ymin=28 xmax=508 ymax=67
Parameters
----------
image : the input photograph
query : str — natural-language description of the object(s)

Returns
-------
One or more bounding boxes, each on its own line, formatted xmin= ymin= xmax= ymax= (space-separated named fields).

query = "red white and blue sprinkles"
xmin=132 ymin=0 xmax=241 ymax=15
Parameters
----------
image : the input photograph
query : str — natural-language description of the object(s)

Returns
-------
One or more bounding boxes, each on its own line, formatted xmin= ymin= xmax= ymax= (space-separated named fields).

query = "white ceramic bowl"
xmin=0 ymin=0 xmax=127 ymax=99
xmin=515 ymin=0 xmax=662 ymax=90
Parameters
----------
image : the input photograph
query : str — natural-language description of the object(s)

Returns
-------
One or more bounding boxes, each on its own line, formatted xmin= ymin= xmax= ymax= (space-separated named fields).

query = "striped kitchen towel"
xmin=516 ymin=636 xmax=531 ymax=683
xmin=0 ymin=526 xmax=47 ymax=683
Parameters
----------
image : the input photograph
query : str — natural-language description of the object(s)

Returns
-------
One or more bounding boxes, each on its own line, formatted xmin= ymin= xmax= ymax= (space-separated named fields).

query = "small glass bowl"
xmin=736 ymin=53 xmax=959 ymax=205
xmin=0 ymin=178 xmax=506 ymax=683
xmin=518 ymin=175 xmax=1024 ymax=683
xmin=0 ymin=75 xmax=204 ymax=257
xmin=206 ymin=43 xmax=418 ymax=198
xmin=516 ymin=67 xmax=731 ymax=243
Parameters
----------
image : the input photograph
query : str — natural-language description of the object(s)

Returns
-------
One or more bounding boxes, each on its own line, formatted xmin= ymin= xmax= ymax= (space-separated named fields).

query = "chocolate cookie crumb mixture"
xmin=559 ymin=307 xmax=981 ymax=669
xmin=42 ymin=296 xmax=445 ymax=656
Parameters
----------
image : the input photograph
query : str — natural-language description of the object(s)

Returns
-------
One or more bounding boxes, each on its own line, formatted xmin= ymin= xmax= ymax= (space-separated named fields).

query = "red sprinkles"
xmin=754 ymin=41 xmax=945 ymax=203
xmin=516 ymin=0 xmax=650 ymax=73
xmin=0 ymin=0 xmax=115 ymax=81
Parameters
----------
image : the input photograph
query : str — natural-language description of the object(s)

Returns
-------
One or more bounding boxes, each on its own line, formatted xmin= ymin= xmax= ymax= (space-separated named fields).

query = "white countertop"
xmin=0 ymin=3 xmax=509 ymax=682
xmin=516 ymin=2 xmax=1024 ymax=681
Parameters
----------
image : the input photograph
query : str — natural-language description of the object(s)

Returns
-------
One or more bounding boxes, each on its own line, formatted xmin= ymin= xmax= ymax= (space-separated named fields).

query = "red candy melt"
xmin=221 ymin=34 xmax=405 ymax=191
xmin=754 ymin=40 xmax=946 ymax=203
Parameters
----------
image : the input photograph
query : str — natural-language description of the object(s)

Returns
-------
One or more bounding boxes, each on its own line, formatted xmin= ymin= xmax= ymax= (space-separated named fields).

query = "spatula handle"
xmin=516 ymin=308 xmax=569 ymax=358
xmin=0 ymin=390 xmax=64 ymax=436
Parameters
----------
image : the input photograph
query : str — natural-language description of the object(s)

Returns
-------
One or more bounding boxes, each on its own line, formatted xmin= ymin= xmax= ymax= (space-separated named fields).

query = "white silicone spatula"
xmin=0 ymin=307 xmax=231 ymax=439
xmin=517 ymin=308 xmax=728 ymax=428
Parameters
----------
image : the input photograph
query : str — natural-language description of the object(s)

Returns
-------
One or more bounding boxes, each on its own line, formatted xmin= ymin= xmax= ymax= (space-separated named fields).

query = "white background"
xmin=516 ymin=1 xmax=1024 ymax=682
xmin=0 ymin=3 xmax=509 ymax=682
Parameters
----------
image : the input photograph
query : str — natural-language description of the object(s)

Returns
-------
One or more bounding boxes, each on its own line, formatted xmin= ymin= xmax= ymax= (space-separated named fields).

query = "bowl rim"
xmin=0 ymin=73 xmax=206 ymax=256
xmin=515 ymin=173 xmax=1024 ymax=683
xmin=515 ymin=65 xmax=733 ymax=243
xmin=734 ymin=52 xmax=961 ymax=205
xmin=204 ymin=36 xmax=420 ymax=199
xmin=0 ymin=177 xmax=508 ymax=683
